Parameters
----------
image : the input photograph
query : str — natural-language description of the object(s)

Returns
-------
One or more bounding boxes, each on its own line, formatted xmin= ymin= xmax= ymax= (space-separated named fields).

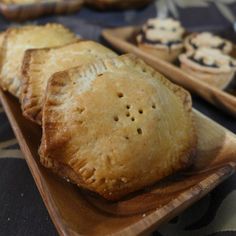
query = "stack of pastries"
xmin=0 ymin=23 xmax=197 ymax=200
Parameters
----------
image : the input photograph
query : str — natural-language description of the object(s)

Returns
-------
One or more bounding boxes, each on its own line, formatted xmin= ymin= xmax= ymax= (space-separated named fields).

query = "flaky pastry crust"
xmin=21 ymin=40 xmax=116 ymax=125
xmin=0 ymin=24 xmax=77 ymax=98
xmin=40 ymin=54 xmax=197 ymax=200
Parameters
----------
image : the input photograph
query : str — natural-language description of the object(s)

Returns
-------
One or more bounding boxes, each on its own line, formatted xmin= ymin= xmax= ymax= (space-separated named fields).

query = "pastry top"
xmin=40 ymin=54 xmax=196 ymax=200
xmin=21 ymin=40 xmax=117 ymax=125
xmin=0 ymin=23 xmax=77 ymax=97
xmin=137 ymin=18 xmax=185 ymax=49
xmin=179 ymin=47 xmax=236 ymax=74
xmin=185 ymin=32 xmax=233 ymax=54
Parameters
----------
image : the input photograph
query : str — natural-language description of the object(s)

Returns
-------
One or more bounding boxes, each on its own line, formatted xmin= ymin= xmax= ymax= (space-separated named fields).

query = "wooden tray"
xmin=1 ymin=83 xmax=236 ymax=235
xmin=102 ymin=26 xmax=236 ymax=117
xmin=0 ymin=0 xmax=83 ymax=21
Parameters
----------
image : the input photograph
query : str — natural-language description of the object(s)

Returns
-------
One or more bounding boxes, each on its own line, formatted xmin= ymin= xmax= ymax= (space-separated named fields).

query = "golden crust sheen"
xmin=0 ymin=24 xmax=77 ymax=98
xmin=21 ymin=40 xmax=116 ymax=125
xmin=40 ymin=54 xmax=197 ymax=201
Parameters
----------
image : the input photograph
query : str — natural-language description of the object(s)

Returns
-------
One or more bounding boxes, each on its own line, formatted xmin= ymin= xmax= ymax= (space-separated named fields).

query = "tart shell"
xmin=138 ymin=43 xmax=183 ymax=62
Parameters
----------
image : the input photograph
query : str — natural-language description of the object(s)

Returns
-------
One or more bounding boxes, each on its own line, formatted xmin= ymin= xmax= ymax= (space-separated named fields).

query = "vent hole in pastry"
xmin=139 ymin=109 xmax=143 ymax=114
xmin=125 ymin=136 xmax=129 ymax=140
xmin=126 ymin=112 xmax=130 ymax=117
xmin=98 ymin=73 xmax=103 ymax=77
xmin=137 ymin=128 xmax=142 ymax=135
xmin=77 ymin=107 xmax=85 ymax=113
xmin=126 ymin=105 xmax=130 ymax=109
xmin=114 ymin=116 xmax=119 ymax=122
xmin=152 ymin=104 xmax=156 ymax=109
xmin=142 ymin=68 xmax=147 ymax=73
xmin=131 ymin=117 xmax=135 ymax=121
xmin=99 ymin=178 xmax=105 ymax=184
xmin=117 ymin=92 xmax=124 ymax=98
xmin=106 ymin=155 xmax=111 ymax=165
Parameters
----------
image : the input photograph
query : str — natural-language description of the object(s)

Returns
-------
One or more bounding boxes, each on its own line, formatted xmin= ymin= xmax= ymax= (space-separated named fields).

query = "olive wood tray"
xmin=102 ymin=26 xmax=236 ymax=117
xmin=0 ymin=0 xmax=83 ymax=21
xmin=1 ymin=85 xmax=236 ymax=235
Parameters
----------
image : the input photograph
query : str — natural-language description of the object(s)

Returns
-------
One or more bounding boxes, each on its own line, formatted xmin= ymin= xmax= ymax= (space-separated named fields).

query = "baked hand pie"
xmin=179 ymin=48 xmax=236 ymax=89
xmin=39 ymin=54 xmax=197 ymax=201
xmin=136 ymin=18 xmax=185 ymax=62
xmin=184 ymin=32 xmax=233 ymax=54
xmin=0 ymin=24 xmax=77 ymax=98
xmin=21 ymin=40 xmax=116 ymax=125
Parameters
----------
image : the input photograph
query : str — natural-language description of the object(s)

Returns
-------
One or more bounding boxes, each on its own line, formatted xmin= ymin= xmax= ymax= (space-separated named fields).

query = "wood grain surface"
xmin=102 ymin=27 xmax=236 ymax=117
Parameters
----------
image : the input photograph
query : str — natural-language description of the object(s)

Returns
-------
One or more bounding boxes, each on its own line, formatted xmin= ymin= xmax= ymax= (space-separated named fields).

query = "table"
xmin=0 ymin=1 xmax=236 ymax=235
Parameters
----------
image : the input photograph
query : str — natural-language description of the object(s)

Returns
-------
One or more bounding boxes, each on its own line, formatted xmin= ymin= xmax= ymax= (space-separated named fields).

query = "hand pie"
xmin=39 ymin=54 xmax=197 ymax=201
xmin=21 ymin=41 xmax=116 ymax=125
xmin=0 ymin=24 xmax=77 ymax=98
xmin=179 ymin=48 xmax=236 ymax=89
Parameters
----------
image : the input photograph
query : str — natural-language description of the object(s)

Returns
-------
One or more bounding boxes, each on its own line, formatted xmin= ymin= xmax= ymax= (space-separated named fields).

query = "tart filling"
xmin=186 ymin=32 xmax=232 ymax=54
xmin=179 ymin=48 xmax=236 ymax=73
xmin=137 ymin=18 xmax=185 ymax=49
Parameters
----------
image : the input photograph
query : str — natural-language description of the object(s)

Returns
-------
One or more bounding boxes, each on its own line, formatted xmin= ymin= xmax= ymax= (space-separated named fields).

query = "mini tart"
xmin=185 ymin=32 xmax=233 ymax=54
xmin=179 ymin=48 xmax=236 ymax=89
xmin=136 ymin=18 xmax=185 ymax=62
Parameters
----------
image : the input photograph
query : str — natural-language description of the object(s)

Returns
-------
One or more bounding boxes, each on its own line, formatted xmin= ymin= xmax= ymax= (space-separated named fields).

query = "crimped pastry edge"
xmin=21 ymin=40 xmax=82 ymax=125
xmin=0 ymin=23 xmax=77 ymax=98
xmin=40 ymin=53 xmax=197 ymax=201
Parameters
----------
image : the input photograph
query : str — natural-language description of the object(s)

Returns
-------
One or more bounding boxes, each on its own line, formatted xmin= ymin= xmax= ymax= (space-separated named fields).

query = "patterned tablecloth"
xmin=0 ymin=1 xmax=236 ymax=236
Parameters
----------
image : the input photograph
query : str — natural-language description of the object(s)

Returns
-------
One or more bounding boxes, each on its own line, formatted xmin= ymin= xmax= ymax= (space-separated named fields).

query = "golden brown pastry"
xmin=184 ymin=32 xmax=233 ymax=54
xmin=136 ymin=18 xmax=185 ymax=62
xmin=0 ymin=32 xmax=5 ymax=47
xmin=179 ymin=48 xmax=236 ymax=89
xmin=85 ymin=0 xmax=152 ymax=9
xmin=39 ymin=54 xmax=197 ymax=201
xmin=0 ymin=24 xmax=77 ymax=98
xmin=21 ymin=40 xmax=116 ymax=125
